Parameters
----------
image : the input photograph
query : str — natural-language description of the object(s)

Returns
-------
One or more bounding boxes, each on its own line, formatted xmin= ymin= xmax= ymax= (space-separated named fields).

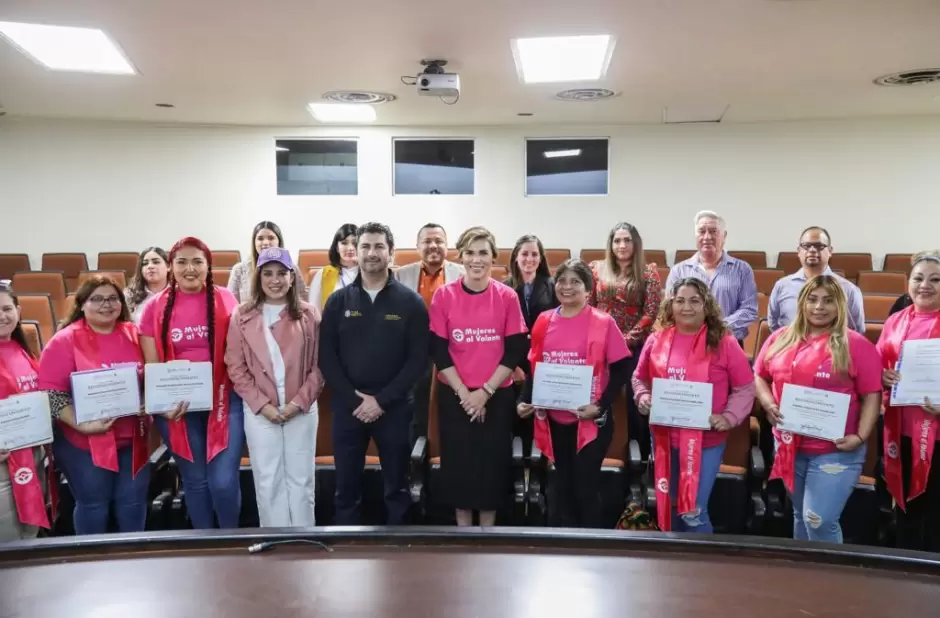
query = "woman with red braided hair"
xmin=139 ymin=237 xmax=243 ymax=529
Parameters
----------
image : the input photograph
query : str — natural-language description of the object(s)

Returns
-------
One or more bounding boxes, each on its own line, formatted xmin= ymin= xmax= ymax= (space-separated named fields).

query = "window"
xmin=275 ymin=139 xmax=358 ymax=195
xmin=525 ymin=138 xmax=609 ymax=196
xmin=393 ymin=138 xmax=474 ymax=195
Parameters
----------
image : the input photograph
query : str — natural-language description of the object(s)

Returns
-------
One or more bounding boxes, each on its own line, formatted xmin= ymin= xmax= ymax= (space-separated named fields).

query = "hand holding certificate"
xmin=778 ymin=384 xmax=850 ymax=441
xmin=70 ymin=367 xmax=142 ymax=425
xmin=0 ymin=392 xmax=53 ymax=451
xmin=531 ymin=363 xmax=593 ymax=413
xmin=649 ymin=378 xmax=713 ymax=430
xmin=890 ymin=339 xmax=940 ymax=407
xmin=145 ymin=361 xmax=213 ymax=415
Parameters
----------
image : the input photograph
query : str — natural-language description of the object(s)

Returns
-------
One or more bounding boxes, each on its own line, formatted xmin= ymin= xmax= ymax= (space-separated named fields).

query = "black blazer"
xmin=513 ymin=276 xmax=560 ymax=372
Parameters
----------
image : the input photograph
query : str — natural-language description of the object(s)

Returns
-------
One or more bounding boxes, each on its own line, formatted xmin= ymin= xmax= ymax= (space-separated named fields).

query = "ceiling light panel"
xmin=0 ymin=21 xmax=136 ymax=74
xmin=512 ymin=35 xmax=615 ymax=84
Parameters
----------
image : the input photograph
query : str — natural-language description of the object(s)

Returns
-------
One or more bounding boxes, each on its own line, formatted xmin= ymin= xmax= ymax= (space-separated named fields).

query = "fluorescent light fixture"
xmin=512 ymin=35 xmax=615 ymax=84
xmin=307 ymin=103 xmax=376 ymax=123
xmin=0 ymin=21 xmax=135 ymax=74
xmin=275 ymin=146 xmax=289 ymax=152
xmin=543 ymin=149 xmax=582 ymax=158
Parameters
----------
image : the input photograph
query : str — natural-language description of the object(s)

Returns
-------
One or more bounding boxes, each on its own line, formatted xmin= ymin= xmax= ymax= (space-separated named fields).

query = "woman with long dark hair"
xmin=139 ymin=237 xmax=243 ymax=529
xmin=124 ymin=246 xmax=169 ymax=323
xmin=0 ymin=282 xmax=53 ymax=539
xmin=633 ymin=277 xmax=754 ymax=532
xmin=308 ymin=223 xmax=359 ymax=311
xmin=227 ymin=221 xmax=306 ymax=302
xmin=226 ymin=248 xmax=323 ymax=527
xmin=38 ymin=275 xmax=152 ymax=534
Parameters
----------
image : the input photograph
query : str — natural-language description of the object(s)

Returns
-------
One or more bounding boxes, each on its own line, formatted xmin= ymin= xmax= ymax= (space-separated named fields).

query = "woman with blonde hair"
xmin=633 ymin=277 xmax=754 ymax=532
xmin=228 ymin=221 xmax=306 ymax=303
xmin=429 ymin=226 xmax=528 ymax=526
xmin=755 ymin=275 xmax=881 ymax=543
xmin=590 ymin=222 xmax=661 ymax=457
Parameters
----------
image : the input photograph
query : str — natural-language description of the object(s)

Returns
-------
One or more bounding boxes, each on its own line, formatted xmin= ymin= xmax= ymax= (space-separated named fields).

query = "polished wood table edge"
xmin=2 ymin=527 xmax=938 ymax=573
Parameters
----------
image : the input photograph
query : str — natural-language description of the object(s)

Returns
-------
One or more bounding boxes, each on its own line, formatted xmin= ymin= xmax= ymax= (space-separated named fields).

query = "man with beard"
xmin=768 ymin=226 xmax=865 ymax=333
xmin=318 ymin=222 xmax=429 ymax=525
xmin=395 ymin=223 xmax=464 ymax=439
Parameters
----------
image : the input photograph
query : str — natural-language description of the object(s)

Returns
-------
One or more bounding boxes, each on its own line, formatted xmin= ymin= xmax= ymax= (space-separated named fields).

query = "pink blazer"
xmin=224 ymin=301 xmax=324 ymax=413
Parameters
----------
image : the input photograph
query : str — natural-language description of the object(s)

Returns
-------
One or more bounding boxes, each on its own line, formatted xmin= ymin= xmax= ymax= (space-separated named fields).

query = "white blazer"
xmin=394 ymin=261 xmax=464 ymax=293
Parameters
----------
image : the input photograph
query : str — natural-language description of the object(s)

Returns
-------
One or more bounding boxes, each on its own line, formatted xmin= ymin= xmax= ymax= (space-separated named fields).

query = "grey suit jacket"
xmin=395 ymin=261 xmax=464 ymax=293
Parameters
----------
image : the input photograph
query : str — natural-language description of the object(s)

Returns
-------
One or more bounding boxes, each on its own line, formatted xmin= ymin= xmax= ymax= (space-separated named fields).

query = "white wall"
xmin=1 ymin=115 xmax=936 ymax=270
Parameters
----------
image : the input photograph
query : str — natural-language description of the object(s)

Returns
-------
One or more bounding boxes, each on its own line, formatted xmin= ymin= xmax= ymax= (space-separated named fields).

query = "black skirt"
xmin=438 ymin=385 xmax=515 ymax=511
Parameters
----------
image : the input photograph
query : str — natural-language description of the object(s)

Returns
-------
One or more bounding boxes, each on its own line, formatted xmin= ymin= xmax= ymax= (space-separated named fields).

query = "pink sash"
xmin=881 ymin=306 xmax=940 ymax=510
xmin=150 ymin=287 xmax=232 ymax=462
xmin=528 ymin=308 xmax=607 ymax=463
xmin=649 ymin=325 xmax=711 ymax=532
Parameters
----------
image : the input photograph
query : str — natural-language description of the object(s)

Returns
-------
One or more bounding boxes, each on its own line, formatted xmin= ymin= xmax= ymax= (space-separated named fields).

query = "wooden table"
xmin=1 ymin=528 xmax=938 ymax=617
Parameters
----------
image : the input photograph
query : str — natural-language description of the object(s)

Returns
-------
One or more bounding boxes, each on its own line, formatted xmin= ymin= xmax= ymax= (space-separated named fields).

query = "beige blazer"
xmin=394 ymin=261 xmax=464 ymax=292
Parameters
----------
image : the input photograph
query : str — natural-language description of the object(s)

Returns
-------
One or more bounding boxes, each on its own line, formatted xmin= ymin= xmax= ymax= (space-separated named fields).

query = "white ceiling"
xmin=1 ymin=0 xmax=939 ymax=126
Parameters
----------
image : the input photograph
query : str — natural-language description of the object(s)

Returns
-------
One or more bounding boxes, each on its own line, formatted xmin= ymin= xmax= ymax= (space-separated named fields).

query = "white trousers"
xmin=244 ymin=403 xmax=318 ymax=527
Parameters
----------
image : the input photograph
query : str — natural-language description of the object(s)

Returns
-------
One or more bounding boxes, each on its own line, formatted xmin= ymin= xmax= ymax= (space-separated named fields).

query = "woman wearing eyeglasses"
xmin=517 ymin=259 xmax=630 ymax=528
xmin=632 ymin=277 xmax=755 ymax=532
xmin=0 ymin=283 xmax=53 ymax=540
xmin=38 ymin=276 xmax=152 ymax=535
xmin=755 ymin=275 xmax=881 ymax=543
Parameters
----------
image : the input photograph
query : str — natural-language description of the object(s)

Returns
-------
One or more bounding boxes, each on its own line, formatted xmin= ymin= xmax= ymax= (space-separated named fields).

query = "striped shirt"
xmin=768 ymin=267 xmax=865 ymax=333
xmin=666 ymin=252 xmax=758 ymax=340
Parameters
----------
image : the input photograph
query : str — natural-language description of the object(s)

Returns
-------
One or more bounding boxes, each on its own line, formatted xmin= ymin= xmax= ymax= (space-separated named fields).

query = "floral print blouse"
xmin=589 ymin=261 xmax=662 ymax=349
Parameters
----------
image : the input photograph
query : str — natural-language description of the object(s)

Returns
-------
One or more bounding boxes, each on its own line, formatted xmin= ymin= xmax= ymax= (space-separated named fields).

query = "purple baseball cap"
xmin=256 ymin=247 xmax=295 ymax=270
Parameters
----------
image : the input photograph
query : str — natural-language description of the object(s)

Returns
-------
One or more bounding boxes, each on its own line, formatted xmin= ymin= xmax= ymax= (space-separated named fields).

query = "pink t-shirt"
xmin=755 ymin=330 xmax=883 ymax=454
xmin=0 ymin=341 xmax=38 ymax=393
xmin=430 ymin=279 xmax=528 ymax=389
xmin=877 ymin=309 xmax=940 ymax=440
xmin=634 ymin=331 xmax=754 ymax=448
xmin=139 ymin=286 xmax=237 ymax=362
xmin=535 ymin=308 xmax=630 ymax=424
xmin=38 ymin=322 xmax=144 ymax=448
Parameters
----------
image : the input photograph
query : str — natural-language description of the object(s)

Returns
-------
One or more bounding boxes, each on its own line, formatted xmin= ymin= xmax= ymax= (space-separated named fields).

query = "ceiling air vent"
xmin=555 ymin=88 xmax=619 ymax=102
xmin=322 ymin=91 xmax=397 ymax=104
xmin=874 ymin=69 xmax=940 ymax=87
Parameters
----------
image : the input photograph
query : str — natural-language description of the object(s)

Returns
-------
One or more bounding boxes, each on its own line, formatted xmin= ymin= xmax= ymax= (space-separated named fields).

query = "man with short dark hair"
xmin=318 ymin=222 xmax=429 ymax=525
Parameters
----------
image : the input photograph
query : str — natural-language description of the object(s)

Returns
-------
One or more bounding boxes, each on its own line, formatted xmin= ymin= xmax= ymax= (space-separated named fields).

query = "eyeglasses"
xmin=799 ymin=242 xmax=829 ymax=252
xmin=87 ymin=295 xmax=121 ymax=307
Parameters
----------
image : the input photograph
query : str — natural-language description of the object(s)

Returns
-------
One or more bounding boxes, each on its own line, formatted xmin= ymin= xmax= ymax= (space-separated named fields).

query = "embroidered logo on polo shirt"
xmin=385 ymin=314 xmax=402 ymax=321
xmin=344 ymin=310 xmax=361 ymax=318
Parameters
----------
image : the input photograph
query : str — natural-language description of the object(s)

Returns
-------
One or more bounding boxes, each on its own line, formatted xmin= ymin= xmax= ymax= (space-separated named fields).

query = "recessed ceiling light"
xmin=544 ymin=149 xmax=582 ymax=158
xmin=0 ymin=21 xmax=135 ymax=74
xmin=511 ymin=35 xmax=615 ymax=84
xmin=307 ymin=102 xmax=376 ymax=123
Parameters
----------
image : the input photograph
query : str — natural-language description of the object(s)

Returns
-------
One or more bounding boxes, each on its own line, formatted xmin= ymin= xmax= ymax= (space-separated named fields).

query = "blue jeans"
xmin=790 ymin=446 xmax=865 ymax=543
xmin=668 ymin=442 xmax=726 ymax=533
xmin=154 ymin=393 xmax=245 ymax=529
xmin=53 ymin=432 xmax=152 ymax=535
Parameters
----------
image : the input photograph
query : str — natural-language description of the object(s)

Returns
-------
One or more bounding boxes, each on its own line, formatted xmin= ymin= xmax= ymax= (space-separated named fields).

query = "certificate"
xmin=890 ymin=339 xmax=940 ymax=406
xmin=778 ymin=383 xmax=850 ymax=441
xmin=649 ymin=378 xmax=713 ymax=430
xmin=70 ymin=367 xmax=141 ymax=424
xmin=145 ymin=361 xmax=213 ymax=414
xmin=0 ymin=392 xmax=54 ymax=451
xmin=531 ymin=363 xmax=593 ymax=412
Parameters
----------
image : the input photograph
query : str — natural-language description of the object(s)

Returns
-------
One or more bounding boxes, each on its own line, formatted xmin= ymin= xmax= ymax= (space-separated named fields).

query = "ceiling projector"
xmin=416 ymin=59 xmax=460 ymax=98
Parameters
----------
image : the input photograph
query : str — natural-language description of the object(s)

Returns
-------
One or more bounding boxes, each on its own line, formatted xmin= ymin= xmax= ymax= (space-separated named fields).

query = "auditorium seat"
xmin=645 ymin=249 xmax=667 ymax=267
xmin=41 ymin=253 xmax=88 ymax=293
xmin=579 ymin=249 xmax=605 ymax=263
xmin=12 ymin=271 xmax=69 ymax=322
xmin=883 ymin=253 xmax=913 ymax=275
xmin=864 ymin=322 xmax=883 ymax=345
xmin=776 ymin=252 xmax=800 ymax=273
xmin=411 ymin=371 xmax=526 ymax=525
xmin=210 ymin=250 xmax=241 ymax=269
xmin=78 ymin=270 xmax=127 ymax=289
xmin=305 ymin=267 xmax=321 ymax=287
xmin=857 ymin=271 xmax=907 ymax=295
xmin=490 ymin=265 xmax=509 ymax=281
xmin=494 ymin=249 xmax=514 ymax=267
xmin=298 ymin=249 xmax=331 ymax=271
xmin=829 ymin=253 xmax=873 ymax=283
xmin=394 ymin=249 xmax=421 ymax=265
xmin=674 ymin=249 xmax=695 ymax=264
xmin=657 ymin=266 xmax=670 ymax=289
xmin=863 ymin=294 xmax=896 ymax=322
xmin=544 ymin=249 xmax=571 ymax=268
xmin=446 ymin=248 xmax=459 ymax=262
xmin=744 ymin=318 xmax=772 ymax=362
xmin=709 ymin=420 xmax=766 ymax=534
xmin=753 ymin=269 xmax=784 ymax=295
xmin=211 ymin=269 xmax=230 ymax=287
xmin=17 ymin=294 xmax=56 ymax=346
xmin=742 ymin=299 xmax=770 ymax=361
xmin=729 ymin=251 xmax=767 ymax=269
xmin=20 ymin=320 xmax=42 ymax=356
xmin=97 ymin=252 xmax=139 ymax=281
xmin=0 ymin=254 xmax=30 ymax=280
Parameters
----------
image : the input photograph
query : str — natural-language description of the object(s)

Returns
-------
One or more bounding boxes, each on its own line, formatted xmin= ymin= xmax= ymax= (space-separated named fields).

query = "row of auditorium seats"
xmin=0 ymin=249 xmax=918 ymax=290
